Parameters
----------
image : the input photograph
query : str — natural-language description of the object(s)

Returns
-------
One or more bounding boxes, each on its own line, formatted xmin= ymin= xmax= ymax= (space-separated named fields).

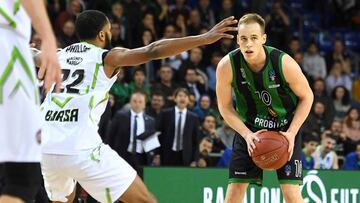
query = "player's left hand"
xmin=279 ymin=131 xmax=296 ymax=161
xmin=201 ymin=16 xmax=238 ymax=44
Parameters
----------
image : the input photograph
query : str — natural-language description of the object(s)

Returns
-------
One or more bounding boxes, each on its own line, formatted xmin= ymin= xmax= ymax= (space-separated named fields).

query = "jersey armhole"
xmin=102 ymin=51 xmax=109 ymax=67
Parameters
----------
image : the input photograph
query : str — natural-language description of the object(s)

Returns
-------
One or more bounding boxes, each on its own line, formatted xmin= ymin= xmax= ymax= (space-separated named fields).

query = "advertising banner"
xmin=144 ymin=167 xmax=360 ymax=203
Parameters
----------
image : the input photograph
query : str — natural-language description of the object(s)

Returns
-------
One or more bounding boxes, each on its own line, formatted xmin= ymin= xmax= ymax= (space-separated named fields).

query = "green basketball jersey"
xmin=229 ymin=45 xmax=298 ymax=131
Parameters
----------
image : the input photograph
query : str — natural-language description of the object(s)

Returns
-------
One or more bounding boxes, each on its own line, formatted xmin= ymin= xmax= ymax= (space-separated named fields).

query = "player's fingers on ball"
xmin=38 ymin=65 xmax=46 ymax=80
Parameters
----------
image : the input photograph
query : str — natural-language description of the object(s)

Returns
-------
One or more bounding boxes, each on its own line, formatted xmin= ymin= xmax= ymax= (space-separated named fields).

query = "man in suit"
xmin=157 ymin=88 xmax=200 ymax=166
xmin=182 ymin=68 xmax=206 ymax=102
xmin=106 ymin=91 xmax=159 ymax=173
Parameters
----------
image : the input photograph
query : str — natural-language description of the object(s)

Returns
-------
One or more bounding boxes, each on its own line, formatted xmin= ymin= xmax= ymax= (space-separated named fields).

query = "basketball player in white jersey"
xmin=35 ymin=10 xmax=237 ymax=203
xmin=0 ymin=1 xmax=61 ymax=203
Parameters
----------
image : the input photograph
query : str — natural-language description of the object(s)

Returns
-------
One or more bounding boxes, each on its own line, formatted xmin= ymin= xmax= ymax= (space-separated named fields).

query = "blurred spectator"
xmin=152 ymin=64 xmax=179 ymax=107
xmin=325 ymin=38 xmax=352 ymax=74
xmin=196 ymin=0 xmax=216 ymax=28
xmin=157 ymin=88 xmax=200 ymax=166
xmin=196 ymin=137 xmax=214 ymax=167
xmin=109 ymin=69 xmax=129 ymax=109
xmin=106 ymin=91 xmax=158 ymax=173
xmin=122 ymin=0 xmax=142 ymax=47
xmin=109 ymin=1 xmax=131 ymax=47
xmin=352 ymin=76 xmax=360 ymax=104
xmin=193 ymin=95 xmax=220 ymax=122
xmin=140 ymin=29 xmax=158 ymax=81
xmin=187 ymin=92 xmax=197 ymax=110
xmin=55 ymin=0 xmax=84 ymax=34
xmin=329 ymin=119 xmax=347 ymax=156
xmin=216 ymin=120 xmax=235 ymax=149
xmin=110 ymin=20 xmax=127 ymax=47
xmin=181 ymin=68 xmax=206 ymax=102
xmin=343 ymin=142 xmax=360 ymax=170
xmin=331 ymin=85 xmax=351 ymax=120
xmin=301 ymin=134 xmax=320 ymax=170
xmin=128 ymin=69 xmax=151 ymax=102
xmin=313 ymin=131 xmax=339 ymax=169
xmin=187 ymin=9 xmax=203 ymax=36
xmin=216 ymin=147 xmax=232 ymax=167
xmin=58 ymin=20 xmax=78 ymax=48
xmin=265 ymin=0 xmax=291 ymax=50
xmin=146 ymin=92 xmax=165 ymax=118
xmin=178 ymin=47 xmax=206 ymax=80
xmin=169 ymin=0 xmax=191 ymax=22
xmin=199 ymin=115 xmax=226 ymax=153
xmin=325 ymin=60 xmax=352 ymax=95
xmin=303 ymin=41 xmax=327 ymax=80
xmin=145 ymin=0 xmax=169 ymax=31
xmin=312 ymin=78 xmax=334 ymax=115
xmin=287 ymin=36 xmax=302 ymax=56
xmin=216 ymin=0 xmax=235 ymax=22
xmin=206 ymin=52 xmax=222 ymax=98
xmin=174 ymin=14 xmax=188 ymax=37
xmin=342 ymin=108 xmax=360 ymax=153
xmin=302 ymin=100 xmax=332 ymax=135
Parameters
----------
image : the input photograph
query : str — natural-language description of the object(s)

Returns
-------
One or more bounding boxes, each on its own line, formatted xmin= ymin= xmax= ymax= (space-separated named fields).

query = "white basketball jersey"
xmin=0 ymin=0 xmax=31 ymax=41
xmin=314 ymin=146 xmax=335 ymax=169
xmin=41 ymin=42 xmax=116 ymax=155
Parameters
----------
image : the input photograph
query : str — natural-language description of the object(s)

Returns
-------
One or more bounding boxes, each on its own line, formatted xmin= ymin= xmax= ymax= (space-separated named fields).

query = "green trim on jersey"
xmin=0 ymin=7 xmax=16 ymax=28
xmin=0 ymin=47 xmax=38 ymax=104
xmin=105 ymin=188 xmax=112 ymax=203
xmin=13 ymin=0 xmax=21 ymax=14
xmin=229 ymin=46 xmax=298 ymax=131
xmin=9 ymin=79 xmax=30 ymax=99
xmin=91 ymin=63 xmax=101 ymax=89
xmin=51 ymin=96 xmax=73 ymax=108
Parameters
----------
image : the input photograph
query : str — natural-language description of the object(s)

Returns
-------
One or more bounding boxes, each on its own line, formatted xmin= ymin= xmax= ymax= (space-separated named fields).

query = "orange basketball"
xmin=251 ymin=131 xmax=289 ymax=170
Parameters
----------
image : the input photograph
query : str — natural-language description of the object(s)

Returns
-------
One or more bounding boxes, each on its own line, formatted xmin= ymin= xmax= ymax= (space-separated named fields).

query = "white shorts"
xmin=0 ymin=27 xmax=41 ymax=163
xmin=41 ymin=144 xmax=137 ymax=203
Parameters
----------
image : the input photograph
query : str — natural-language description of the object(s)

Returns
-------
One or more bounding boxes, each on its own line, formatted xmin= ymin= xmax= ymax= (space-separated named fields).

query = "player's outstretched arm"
xmin=216 ymin=55 xmax=263 ymax=155
xmin=22 ymin=0 xmax=62 ymax=92
xmin=104 ymin=16 xmax=237 ymax=75
xmin=279 ymin=54 xmax=314 ymax=160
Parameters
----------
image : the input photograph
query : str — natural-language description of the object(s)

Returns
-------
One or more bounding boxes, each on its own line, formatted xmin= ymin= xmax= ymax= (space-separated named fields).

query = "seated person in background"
xmin=301 ymin=134 xmax=320 ymax=169
xmin=313 ymin=131 xmax=339 ymax=169
xmin=343 ymin=142 xmax=360 ymax=170
xmin=195 ymin=137 xmax=214 ymax=167
xmin=199 ymin=114 xmax=226 ymax=153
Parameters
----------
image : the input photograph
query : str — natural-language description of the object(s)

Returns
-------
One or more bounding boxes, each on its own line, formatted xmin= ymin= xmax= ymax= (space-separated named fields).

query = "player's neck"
xmin=83 ymin=39 xmax=102 ymax=48
xmin=246 ymin=49 xmax=266 ymax=72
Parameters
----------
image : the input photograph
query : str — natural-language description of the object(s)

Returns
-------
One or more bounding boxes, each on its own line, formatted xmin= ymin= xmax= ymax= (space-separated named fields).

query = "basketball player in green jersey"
xmin=216 ymin=13 xmax=313 ymax=203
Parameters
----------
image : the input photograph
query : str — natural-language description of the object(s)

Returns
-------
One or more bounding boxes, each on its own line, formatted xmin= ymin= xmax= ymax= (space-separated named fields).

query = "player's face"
xmin=237 ymin=22 xmax=266 ymax=61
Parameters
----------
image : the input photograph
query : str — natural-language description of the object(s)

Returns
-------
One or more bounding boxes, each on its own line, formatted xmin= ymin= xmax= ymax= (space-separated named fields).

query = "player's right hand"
xmin=37 ymin=39 xmax=62 ymax=93
xmin=243 ymin=129 xmax=267 ymax=156
xmin=201 ymin=16 xmax=238 ymax=45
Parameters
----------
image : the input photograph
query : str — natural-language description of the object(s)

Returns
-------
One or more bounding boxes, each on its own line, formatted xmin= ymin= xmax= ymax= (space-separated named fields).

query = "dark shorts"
xmin=0 ymin=162 xmax=42 ymax=203
xmin=229 ymin=132 xmax=303 ymax=185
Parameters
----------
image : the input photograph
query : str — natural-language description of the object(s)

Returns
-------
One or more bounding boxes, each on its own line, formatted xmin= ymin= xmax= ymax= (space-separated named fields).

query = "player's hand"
xmin=37 ymin=38 xmax=62 ymax=93
xmin=279 ymin=131 xmax=296 ymax=161
xmin=201 ymin=16 xmax=238 ymax=45
xmin=243 ymin=129 xmax=267 ymax=156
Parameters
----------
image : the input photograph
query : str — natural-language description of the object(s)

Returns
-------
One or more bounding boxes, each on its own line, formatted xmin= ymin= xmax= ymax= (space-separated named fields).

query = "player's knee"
xmin=280 ymin=184 xmax=302 ymax=202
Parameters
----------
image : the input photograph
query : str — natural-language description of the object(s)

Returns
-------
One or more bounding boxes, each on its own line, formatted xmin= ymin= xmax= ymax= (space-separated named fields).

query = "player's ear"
xmin=99 ymin=31 xmax=105 ymax=41
xmin=262 ymin=33 xmax=267 ymax=44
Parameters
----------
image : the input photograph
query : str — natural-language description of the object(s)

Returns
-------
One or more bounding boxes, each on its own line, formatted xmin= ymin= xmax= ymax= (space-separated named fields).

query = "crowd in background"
xmin=30 ymin=0 xmax=360 ymax=171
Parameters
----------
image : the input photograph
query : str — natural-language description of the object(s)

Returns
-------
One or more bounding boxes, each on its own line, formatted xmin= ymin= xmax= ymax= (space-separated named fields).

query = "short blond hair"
xmin=238 ymin=13 xmax=265 ymax=33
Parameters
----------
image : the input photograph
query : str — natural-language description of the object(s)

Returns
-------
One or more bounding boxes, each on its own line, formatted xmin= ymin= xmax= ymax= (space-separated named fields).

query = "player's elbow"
xmin=144 ymin=42 xmax=160 ymax=61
